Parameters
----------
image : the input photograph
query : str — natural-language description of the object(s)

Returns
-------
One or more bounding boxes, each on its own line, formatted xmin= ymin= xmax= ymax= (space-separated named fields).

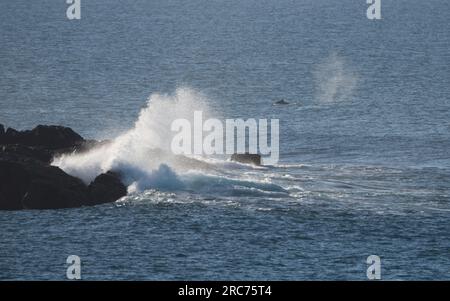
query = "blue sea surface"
xmin=1 ymin=0 xmax=449 ymax=280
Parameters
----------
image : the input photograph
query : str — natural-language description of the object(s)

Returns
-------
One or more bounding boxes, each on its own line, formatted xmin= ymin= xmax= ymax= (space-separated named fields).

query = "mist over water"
xmin=1 ymin=0 xmax=450 ymax=280
xmin=314 ymin=53 xmax=358 ymax=103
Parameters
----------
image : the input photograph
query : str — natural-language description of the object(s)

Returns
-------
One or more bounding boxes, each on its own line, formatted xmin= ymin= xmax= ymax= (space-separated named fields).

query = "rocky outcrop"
xmin=231 ymin=153 xmax=262 ymax=166
xmin=0 ymin=160 xmax=90 ymax=210
xmin=0 ymin=124 xmax=127 ymax=210
xmin=0 ymin=125 xmax=84 ymax=149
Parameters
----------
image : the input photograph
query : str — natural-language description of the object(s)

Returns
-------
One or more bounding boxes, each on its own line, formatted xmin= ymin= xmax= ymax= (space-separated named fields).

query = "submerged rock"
xmin=231 ymin=153 xmax=262 ymax=166
xmin=0 ymin=124 xmax=127 ymax=210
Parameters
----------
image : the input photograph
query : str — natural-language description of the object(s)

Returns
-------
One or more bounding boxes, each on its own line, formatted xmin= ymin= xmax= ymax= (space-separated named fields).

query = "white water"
xmin=52 ymin=87 xmax=286 ymax=196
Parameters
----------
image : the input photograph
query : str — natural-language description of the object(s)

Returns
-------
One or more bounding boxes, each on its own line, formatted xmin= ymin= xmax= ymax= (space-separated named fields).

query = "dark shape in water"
xmin=231 ymin=153 xmax=261 ymax=166
xmin=274 ymin=99 xmax=289 ymax=105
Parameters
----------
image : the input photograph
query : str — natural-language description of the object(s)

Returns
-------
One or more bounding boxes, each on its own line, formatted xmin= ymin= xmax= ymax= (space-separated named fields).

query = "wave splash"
xmin=52 ymin=87 xmax=286 ymax=197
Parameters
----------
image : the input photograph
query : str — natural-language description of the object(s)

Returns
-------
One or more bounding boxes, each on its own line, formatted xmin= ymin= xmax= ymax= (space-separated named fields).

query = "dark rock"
xmin=0 ymin=159 xmax=90 ymax=210
xmin=0 ymin=144 xmax=53 ymax=163
xmin=2 ymin=125 xmax=84 ymax=149
xmin=0 ymin=161 xmax=30 ymax=210
xmin=231 ymin=153 xmax=262 ymax=166
xmin=88 ymin=171 xmax=127 ymax=205
xmin=72 ymin=139 xmax=111 ymax=154
xmin=22 ymin=165 xmax=90 ymax=210
xmin=0 ymin=124 xmax=4 ymax=145
xmin=274 ymin=99 xmax=289 ymax=105
xmin=51 ymin=139 xmax=112 ymax=159
xmin=79 ymin=139 xmax=111 ymax=151
xmin=0 ymin=124 xmax=127 ymax=210
xmin=4 ymin=127 xmax=20 ymax=142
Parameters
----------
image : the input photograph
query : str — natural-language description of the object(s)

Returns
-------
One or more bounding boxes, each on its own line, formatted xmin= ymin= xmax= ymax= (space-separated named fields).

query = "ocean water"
xmin=1 ymin=0 xmax=450 ymax=280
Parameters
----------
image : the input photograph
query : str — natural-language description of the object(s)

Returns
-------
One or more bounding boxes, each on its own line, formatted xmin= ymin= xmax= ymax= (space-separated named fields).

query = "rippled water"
xmin=1 ymin=0 xmax=450 ymax=280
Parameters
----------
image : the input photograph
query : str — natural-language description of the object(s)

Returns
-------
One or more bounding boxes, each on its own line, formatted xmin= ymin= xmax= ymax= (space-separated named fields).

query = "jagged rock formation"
xmin=0 ymin=124 xmax=126 ymax=210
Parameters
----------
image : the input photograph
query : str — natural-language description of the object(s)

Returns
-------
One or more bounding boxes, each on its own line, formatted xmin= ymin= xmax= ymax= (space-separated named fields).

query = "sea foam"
xmin=52 ymin=87 xmax=286 ymax=196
